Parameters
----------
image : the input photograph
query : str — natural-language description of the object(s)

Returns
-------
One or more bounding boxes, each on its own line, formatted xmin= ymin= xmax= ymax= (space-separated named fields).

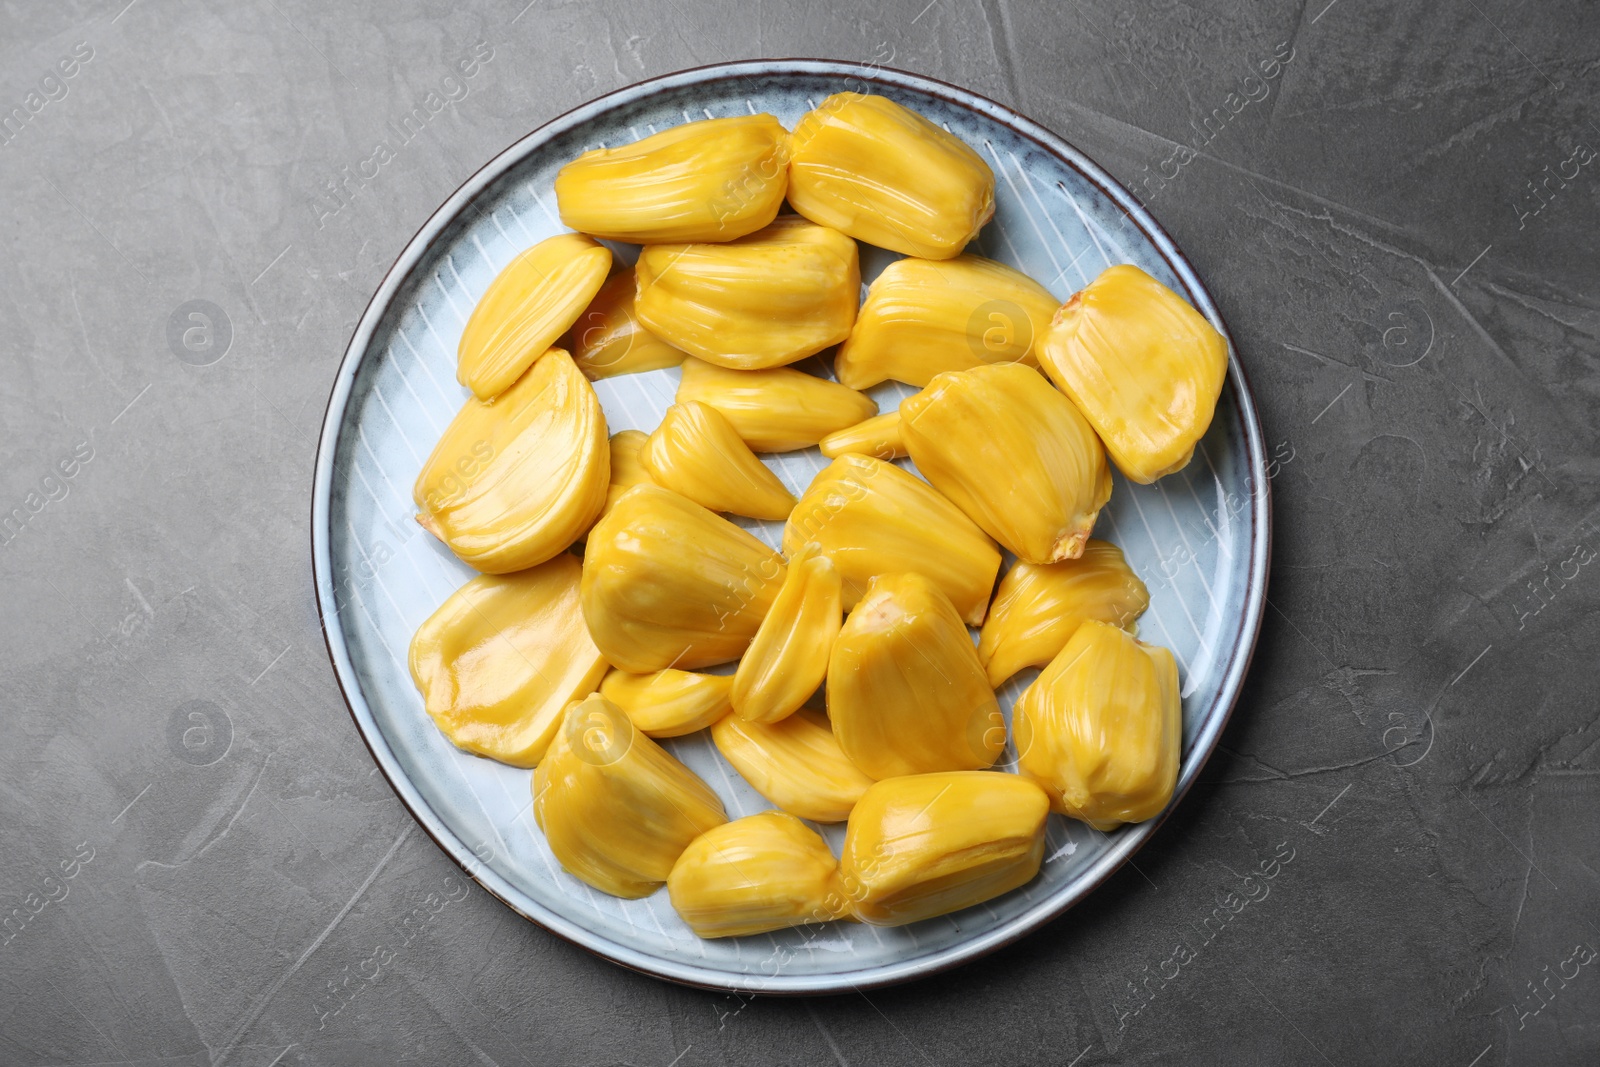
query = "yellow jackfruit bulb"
xmin=677 ymin=357 xmax=877 ymax=452
xmin=818 ymin=411 xmax=905 ymax=460
xmin=1014 ymin=620 xmax=1181 ymax=830
xmin=731 ymin=543 xmax=841 ymax=724
xmin=533 ymin=695 xmax=727 ymax=898
xmin=834 ymin=255 xmax=1058 ymax=390
xmin=607 ymin=429 xmax=653 ymax=489
xmin=565 ymin=269 xmax=687 ymax=380
xmin=712 ymin=709 xmax=874 ymax=823
xmin=1037 ymin=264 xmax=1229 ymax=484
xmin=639 ymin=401 xmax=797 ymax=521
xmin=900 ymin=362 xmax=1112 ymax=564
xmin=980 ymin=541 xmax=1150 ymax=687
xmin=415 ymin=349 xmax=608 ymax=574
xmin=787 ymin=93 xmax=995 ymax=260
xmin=783 ymin=454 xmax=1001 ymax=625
xmin=840 ymin=772 xmax=1049 ymax=926
xmin=635 ymin=217 xmax=860 ymax=370
xmin=457 ymin=234 xmax=612 ymax=400
xmin=599 ymin=668 xmax=733 ymax=738
xmin=408 ymin=554 xmax=608 ymax=767
xmin=581 ymin=484 xmax=786 ymax=672
xmin=592 ymin=429 xmax=657 ymax=524
xmin=827 ymin=573 xmax=1006 ymax=779
xmin=668 ymin=812 xmax=847 ymax=938
xmin=554 ymin=113 xmax=790 ymax=244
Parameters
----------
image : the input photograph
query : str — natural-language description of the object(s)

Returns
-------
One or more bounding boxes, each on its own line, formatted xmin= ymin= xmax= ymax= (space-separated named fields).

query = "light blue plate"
xmin=311 ymin=60 xmax=1270 ymax=993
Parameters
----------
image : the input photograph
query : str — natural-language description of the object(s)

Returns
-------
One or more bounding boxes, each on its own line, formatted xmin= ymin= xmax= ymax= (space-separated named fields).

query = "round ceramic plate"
xmin=312 ymin=59 xmax=1270 ymax=993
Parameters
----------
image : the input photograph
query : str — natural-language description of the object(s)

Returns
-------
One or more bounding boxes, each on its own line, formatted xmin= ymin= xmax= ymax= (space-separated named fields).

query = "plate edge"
xmin=308 ymin=57 xmax=1274 ymax=995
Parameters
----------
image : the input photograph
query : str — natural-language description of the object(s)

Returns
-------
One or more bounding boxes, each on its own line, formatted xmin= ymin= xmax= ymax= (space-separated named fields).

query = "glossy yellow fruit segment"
xmin=668 ymin=812 xmax=847 ymax=938
xmin=840 ymin=772 xmax=1049 ymax=926
xmin=408 ymin=554 xmax=607 ymax=767
xmin=677 ymin=357 xmax=877 ymax=452
xmin=818 ymin=411 xmax=905 ymax=460
xmin=788 ymin=93 xmax=995 ymax=260
xmin=554 ymin=114 xmax=790 ymax=244
xmin=607 ymin=428 xmax=653 ymax=489
xmin=640 ymin=401 xmax=796 ymax=521
xmin=1014 ymin=620 xmax=1180 ymax=830
xmin=600 ymin=668 xmax=733 ymax=738
xmin=834 ymin=255 xmax=1057 ymax=390
xmin=980 ymin=540 xmax=1150 ymax=687
xmin=828 ymin=573 xmax=1005 ymax=779
xmin=415 ymin=349 xmax=608 ymax=574
xmin=534 ymin=695 xmax=727 ymax=898
xmin=900 ymin=362 xmax=1112 ymax=564
xmin=582 ymin=484 xmax=785 ymax=672
xmin=592 ymin=429 xmax=656 ymax=525
xmin=1037 ymin=264 xmax=1229 ymax=483
xmin=712 ymin=710 xmax=873 ymax=823
xmin=565 ymin=269 xmax=687 ymax=380
xmin=783 ymin=454 xmax=1001 ymax=625
xmin=636 ymin=217 xmax=860 ymax=370
xmin=457 ymin=234 xmax=611 ymax=400
xmin=731 ymin=544 xmax=841 ymax=724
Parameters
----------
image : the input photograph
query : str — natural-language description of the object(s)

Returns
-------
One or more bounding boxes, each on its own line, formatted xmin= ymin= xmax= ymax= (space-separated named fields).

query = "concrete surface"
xmin=2 ymin=1 xmax=1598 ymax=1064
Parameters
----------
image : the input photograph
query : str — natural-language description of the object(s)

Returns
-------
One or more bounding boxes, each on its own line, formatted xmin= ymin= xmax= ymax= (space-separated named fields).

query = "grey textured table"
xmin=3 ymin=1 xmax=1597 ymax=1064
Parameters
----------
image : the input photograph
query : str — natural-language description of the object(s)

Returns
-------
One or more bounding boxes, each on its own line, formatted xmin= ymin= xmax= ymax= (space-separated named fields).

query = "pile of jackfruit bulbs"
xmin=406 ymin=93 xmax=1229 ymax=938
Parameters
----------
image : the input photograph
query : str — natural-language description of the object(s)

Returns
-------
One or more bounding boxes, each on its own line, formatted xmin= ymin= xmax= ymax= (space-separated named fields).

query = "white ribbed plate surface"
xmin=312 ymin=61 xmax=1270 ymax=993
